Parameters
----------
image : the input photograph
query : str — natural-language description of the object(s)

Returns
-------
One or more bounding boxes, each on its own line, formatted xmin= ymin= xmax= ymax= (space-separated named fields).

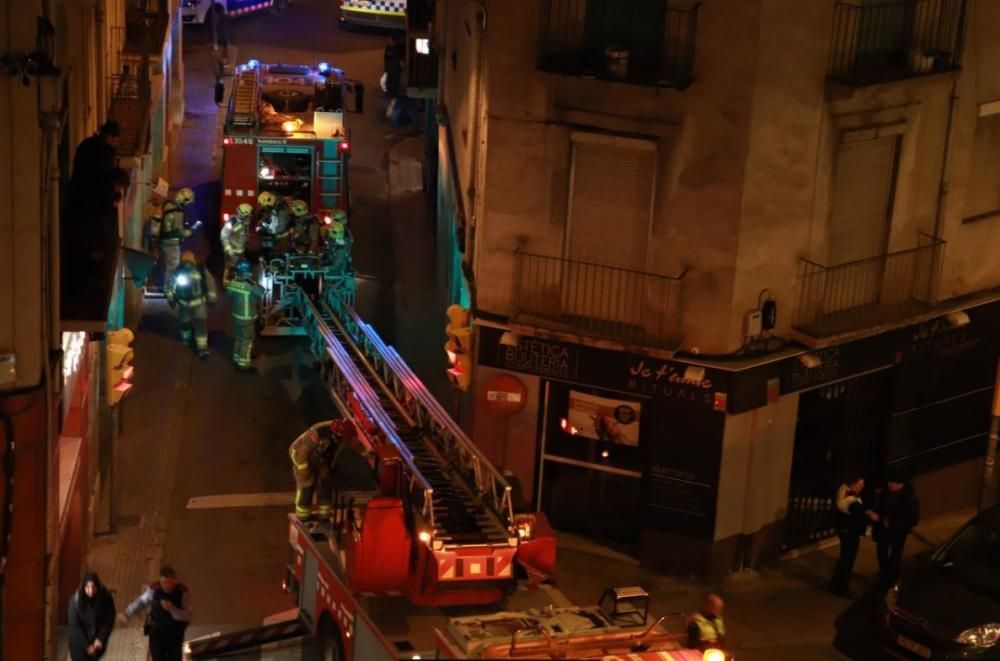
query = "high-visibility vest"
xmin=227 ymin=278 xmax=265 ymax=321
xmin=691 ymin=613 xmax=725 ymax=643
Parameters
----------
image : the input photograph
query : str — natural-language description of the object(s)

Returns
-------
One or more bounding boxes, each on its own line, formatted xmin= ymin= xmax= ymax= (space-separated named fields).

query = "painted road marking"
xmin=186 ymin=492 xmax=295 ymax=509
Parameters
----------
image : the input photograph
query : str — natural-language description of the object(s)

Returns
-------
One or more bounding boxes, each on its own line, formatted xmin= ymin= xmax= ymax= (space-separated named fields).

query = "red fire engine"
xmin=184 ymin=280 xmax=723 ymax=660
xmin=219 ymin=59 xmax=363 ymax=226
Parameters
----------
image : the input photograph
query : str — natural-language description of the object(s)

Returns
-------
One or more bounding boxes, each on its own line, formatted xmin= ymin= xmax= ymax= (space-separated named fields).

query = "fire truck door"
xmin=318 ymin=141 xmax=342 ymax=214
xmin=299 ymin=550 xmax=319 ymax=628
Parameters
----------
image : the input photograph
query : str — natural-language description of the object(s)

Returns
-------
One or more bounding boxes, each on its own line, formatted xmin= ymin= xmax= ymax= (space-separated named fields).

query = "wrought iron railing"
xmin=538 ymin=0 xmax=699 ymax=88
xmin=828 ymin=0 xmax=967 ymax=86
xmin=512 ymin=249 xmax=686 ymax=348
xmin=793 ymin=233 xmax=945 ymax=338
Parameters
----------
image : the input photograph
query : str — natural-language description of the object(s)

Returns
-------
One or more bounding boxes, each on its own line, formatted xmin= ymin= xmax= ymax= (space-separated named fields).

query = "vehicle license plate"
xmin=897 ymin=634 xmax=932 ymax=658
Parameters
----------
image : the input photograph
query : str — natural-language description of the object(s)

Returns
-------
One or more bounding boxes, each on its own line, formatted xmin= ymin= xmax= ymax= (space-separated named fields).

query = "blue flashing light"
xmin=247 ymin=59 xmax=259 ymax=69
xmin=317 ymin=62 xmax=330 ymax=73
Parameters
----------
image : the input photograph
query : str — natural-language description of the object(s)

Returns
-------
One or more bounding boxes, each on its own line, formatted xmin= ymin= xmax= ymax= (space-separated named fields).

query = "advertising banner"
xmin=566 ymin=391 xmax=640 ymax=446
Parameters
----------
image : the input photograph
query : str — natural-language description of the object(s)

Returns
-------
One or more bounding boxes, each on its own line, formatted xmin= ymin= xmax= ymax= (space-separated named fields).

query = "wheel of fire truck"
xmin=305 ymin=614 xmax=344 ymax=661
xmin=270 ymin=0 xmax=289 ymax=15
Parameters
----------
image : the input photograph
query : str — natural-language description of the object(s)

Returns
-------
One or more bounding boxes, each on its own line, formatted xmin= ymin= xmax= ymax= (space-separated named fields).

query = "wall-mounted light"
xmin=500 ymin=331 xmax=520 ymax=347
xmin=799 ymin=353 xmax=822 ymax=369
xmin=946 ymin=310 xmax=970 ymax=328
xmin=415 ymin=38 xmax=430 ymax=55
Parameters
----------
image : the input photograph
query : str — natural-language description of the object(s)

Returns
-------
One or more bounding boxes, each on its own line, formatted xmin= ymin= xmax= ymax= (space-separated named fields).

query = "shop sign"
xmin=495 ymin=337 xmax=578 ymax=381
xmin=566 ymin=391 xmax=640 ymax=446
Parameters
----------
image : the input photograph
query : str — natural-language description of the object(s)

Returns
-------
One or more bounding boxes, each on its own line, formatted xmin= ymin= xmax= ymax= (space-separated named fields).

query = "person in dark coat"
xmin=68 ymin=572 xmax=116 ymax=660
xmin=70 ymin=120 xmax=120 ymax=213
xmin=828 ymin=474 xmax=878 ymax=598
xmin=873 ymin=471 xmax=920 ymax=585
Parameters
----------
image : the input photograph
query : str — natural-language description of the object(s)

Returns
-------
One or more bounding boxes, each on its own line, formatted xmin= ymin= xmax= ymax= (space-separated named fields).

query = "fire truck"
xmin=219 ymin=59 xmax=363 ymax=228
xmin=184 ymin=261 xmax=724 ymax=660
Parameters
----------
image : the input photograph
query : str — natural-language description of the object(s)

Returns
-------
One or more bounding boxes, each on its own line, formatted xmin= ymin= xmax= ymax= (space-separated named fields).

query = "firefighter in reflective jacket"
xmin=289 ymin=199 xmax=320 ymax=254
xmin=166 ymin=251 xmax=217 ymax=359
xmin=289 ymin=421 xmax=336 ymax=523
xmin=226 ymin=259 xmax=265 ymax=370
xmin=220 ymin=203 xmax=252 ymax=285
xmin=256 ymin=191 xmax=291 ymax=260
xmin=150 ymin=187 xmax=197 ymax=288
xmin=687 ymin=593 xmax=726 ymax=651
xmin=324 ymin=210 xmax=353 ymax=274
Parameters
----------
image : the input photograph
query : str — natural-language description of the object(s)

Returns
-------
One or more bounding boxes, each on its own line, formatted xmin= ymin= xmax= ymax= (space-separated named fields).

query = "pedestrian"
xmin=68 ymin=572 xmax=116 ymax=660
xmin=828 ymin=474 xmax=878 ymax=598
xmin=380 ymin=33 xmax=405 ymax=122
xmin=70 ymin=120 xmax=120 ymax=215
xmin=119 ymin=566 xmax=191 ymax=661
xmin=226 ymin=258 xmax=265 ymax=370
xmin=166 ymin=250 xmax=217 ymax=359
xmin=687 ymin=593 xmax=726 ymax=651
xmin=873 ymin=470 xmax=920 ymax=586
xmin=150 ymin=187 xmax=198 ymax=288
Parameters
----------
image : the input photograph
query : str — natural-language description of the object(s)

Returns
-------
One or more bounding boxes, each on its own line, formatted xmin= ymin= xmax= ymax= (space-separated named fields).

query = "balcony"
xmin=538 ymin=0 xmax=699 ymax=89
xmin=512 ymin=249 xmax=686 ymax=349
xmin=792 ymin=233 xmax=945 ymax=340
xmin=827 ymin=0 xmax=967 ymax=87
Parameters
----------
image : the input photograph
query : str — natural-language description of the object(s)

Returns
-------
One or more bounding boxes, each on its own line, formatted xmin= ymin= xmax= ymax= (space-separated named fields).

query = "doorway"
xmin=782 ymin=369 xmax=892 ymax=550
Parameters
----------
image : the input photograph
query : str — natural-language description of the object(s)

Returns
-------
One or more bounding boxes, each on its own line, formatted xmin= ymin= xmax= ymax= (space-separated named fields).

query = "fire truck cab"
xmin=220 ymin=60 xmax=363 ymax=227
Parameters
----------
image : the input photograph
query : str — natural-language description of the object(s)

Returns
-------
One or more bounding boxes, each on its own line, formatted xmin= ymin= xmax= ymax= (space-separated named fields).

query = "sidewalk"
xmin=552 ymin=507 xmax=974 ymax=660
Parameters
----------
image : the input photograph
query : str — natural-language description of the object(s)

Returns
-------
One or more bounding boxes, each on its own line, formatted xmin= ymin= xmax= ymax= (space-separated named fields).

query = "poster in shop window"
xmin=567 ymin=391 xmax=641 ymax=446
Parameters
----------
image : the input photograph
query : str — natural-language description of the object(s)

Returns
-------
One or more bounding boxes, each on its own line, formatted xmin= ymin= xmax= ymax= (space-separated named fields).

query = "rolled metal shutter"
xmin=829 ymin=135 xmax=898 ymax=265
xmin=964 ymin=114 xmax=1000 ymax=219
xmin=567 ymin=138 xmax=656 ymax=270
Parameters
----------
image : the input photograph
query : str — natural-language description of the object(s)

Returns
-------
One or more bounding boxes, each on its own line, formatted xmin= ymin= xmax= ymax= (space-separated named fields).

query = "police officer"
xmin=828 ymin=474 xmax=878 ymax=598
xmin=150 ymin=187 xmax=197 ymax=288
xmin=166 ymin=251 xmax=217 ymax=359
xmin=687 ymin=593 xmax=726 ymax=651
xmin=220 ymin=203 xmax=252 ymax=285
xmin=289 ymin=199 xmax=320 ymax=254
xmin=226 ymin=259 xmax=265 ymax=370
xmin=289 ymin=421 xmax=336 ymax=525
xmin=119 ymin=566 xmax=191 ymax=661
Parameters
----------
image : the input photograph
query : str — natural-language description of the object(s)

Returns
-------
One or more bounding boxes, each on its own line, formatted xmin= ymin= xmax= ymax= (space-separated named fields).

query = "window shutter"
xmin=567 ymin=139 xmax=655 ymax=270
xmin=964 ymin=114 xmax=1000 ymax=220
xmin=829 ymin=135 xmax=898 ymax=265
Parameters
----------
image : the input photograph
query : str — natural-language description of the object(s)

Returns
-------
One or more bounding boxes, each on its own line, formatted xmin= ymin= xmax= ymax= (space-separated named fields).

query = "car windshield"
xmin=934 ymin=512 xmax=1000 ymax=599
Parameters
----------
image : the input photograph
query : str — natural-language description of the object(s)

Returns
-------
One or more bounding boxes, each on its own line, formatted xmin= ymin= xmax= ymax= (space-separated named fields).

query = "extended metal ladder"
xmin=229 ymin=64 xmax=261 ymax=128
xmin=294 ymin=284 xmax=516 ymax=551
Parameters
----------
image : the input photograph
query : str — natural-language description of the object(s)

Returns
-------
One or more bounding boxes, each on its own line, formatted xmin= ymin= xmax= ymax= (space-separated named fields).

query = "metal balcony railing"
xmin=793 ymin=233 xmax=945 ymax=338
xmin=512 ymin=249 xmax=686 ymax=348
xmin=538 ymin=0 xmax=699 ymax=88
xmin=828 ymin=0 xmax=967 ymax=86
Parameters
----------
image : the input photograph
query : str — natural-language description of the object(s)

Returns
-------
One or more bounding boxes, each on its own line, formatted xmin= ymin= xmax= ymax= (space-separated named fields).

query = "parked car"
xmin=882 ymin=505 xmax=1000 ymax=659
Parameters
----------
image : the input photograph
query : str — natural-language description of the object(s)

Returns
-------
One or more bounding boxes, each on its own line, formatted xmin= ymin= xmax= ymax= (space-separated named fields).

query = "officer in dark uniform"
xmin=119 ymin=566 xmax=191 ymax=661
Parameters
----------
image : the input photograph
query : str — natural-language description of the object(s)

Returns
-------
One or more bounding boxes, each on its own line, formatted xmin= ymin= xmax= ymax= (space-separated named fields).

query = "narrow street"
xmin=80 ymin=4 xmax=972 ymax=660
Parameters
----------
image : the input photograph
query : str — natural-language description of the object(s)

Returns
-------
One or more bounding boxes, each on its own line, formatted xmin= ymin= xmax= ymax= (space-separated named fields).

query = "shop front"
xmin=472 ymin=326 xmax=730 ymax=574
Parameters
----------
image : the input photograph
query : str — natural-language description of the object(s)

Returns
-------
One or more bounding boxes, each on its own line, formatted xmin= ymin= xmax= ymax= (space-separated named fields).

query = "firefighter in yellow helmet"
xmin=289 ymin=199 xmax=320 ymax=254
xmin=289 ymin=421 xmax=335 ymax=524
xmin=255 ymin=190 xmax=291 ymax=260
xmin=323 ymin=209 xmax=353 ymax=275
xmin=220 ymin=203 xmax=252 ymax=285
xmin=166 ymin=250 xmax=217 ymax=359
xmin=150 ymin=187 xmax=200 ymax=288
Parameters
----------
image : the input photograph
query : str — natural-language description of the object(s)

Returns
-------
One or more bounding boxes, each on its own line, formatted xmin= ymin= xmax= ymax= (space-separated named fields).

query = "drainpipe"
xmin=464 ymin=0 xmax=487 ymax=309
xmin=933 ymin=77 xmax=959 ymax=240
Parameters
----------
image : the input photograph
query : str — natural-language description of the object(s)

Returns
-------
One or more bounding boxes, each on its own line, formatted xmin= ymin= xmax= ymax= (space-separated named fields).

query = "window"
xmin=964 ymin=114 xmax=1000 ymax=221
xmin=538 ymin=0 xmax=698 ymax=87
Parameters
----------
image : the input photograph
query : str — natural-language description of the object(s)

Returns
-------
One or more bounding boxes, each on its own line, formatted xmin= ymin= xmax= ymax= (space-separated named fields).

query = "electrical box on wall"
xmin=744 ymin=310 xmax=762 ymax=340
xmin=0 ymin=353 xmax=16 ymax=386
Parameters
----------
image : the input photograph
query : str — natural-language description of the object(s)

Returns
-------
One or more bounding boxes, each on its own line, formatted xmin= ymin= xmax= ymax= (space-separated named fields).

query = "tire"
xmin=270 ymin=0 xmax=289 ymax=15
xmin=306 ymin=616 xmax=343 ymax=661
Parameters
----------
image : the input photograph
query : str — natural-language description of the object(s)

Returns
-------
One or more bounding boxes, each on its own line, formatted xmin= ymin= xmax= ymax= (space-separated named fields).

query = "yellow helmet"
xmin=331 ymin=209 xmax=347 ymax=223
xmin=290 ymin=199 xmax=309 ymax=217
xmin=258 ymin=191 xmax=276 ymax=207
xmin=175 ymin=187 xmax=195 ymax=207
xmin=328 ymin=221 xmax=346 ymax=244
xmin=180 ymin=250 xmax=196 ymax=264
xmin=236 ymin=203 xmax=253 ymax=219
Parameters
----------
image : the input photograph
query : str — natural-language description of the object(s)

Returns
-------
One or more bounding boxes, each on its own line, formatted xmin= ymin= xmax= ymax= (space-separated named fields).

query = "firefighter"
xmin=166 ymin=251 xmax=217 ymax=359
xmin=220 ymin=203 xmax=252 ymax=285
xmin=226 ymin=258 xmax=265 ymax=370
xmin=256 ymin=191 xmax=291 ymax=259
xmin=687 ymin=593 xmax=726 ymax=652
xmin=289 ymin=199 xmax=320 ymax=254
xmin=289 ymin=421 xmax=336 ymax=524
xmin=150 ymin=187 xmax=197 ymax=289
xmin=324 ymin=211 xmax=353 ymax=275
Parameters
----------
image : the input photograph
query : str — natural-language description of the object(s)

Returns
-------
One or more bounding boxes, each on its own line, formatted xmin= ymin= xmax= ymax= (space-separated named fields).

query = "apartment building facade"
xmin=434 ymin=0 xmax=1000 ymax=576
xmin=0 ymin=1 xmax=182 ymax=656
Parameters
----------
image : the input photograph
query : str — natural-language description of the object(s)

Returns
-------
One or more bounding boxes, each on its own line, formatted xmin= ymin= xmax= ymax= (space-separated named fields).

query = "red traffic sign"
xmin=482 ymin=374 xmax=528 ymax=417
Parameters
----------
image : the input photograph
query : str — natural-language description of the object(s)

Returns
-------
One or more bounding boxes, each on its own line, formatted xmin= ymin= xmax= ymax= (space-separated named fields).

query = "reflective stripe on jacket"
xmin=690 ymin=612 xmax=725 ymax=643
xmin=227 ymin=278 xmax=265 ymax=320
